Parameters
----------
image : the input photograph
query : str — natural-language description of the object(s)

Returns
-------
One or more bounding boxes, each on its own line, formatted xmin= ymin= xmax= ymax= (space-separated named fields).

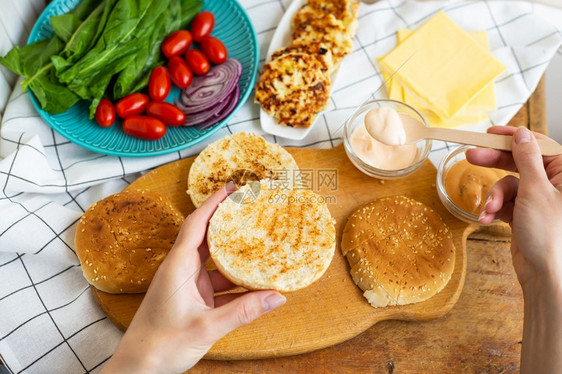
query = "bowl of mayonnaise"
xmin=343 ymin=99 xmax=431 ymax=179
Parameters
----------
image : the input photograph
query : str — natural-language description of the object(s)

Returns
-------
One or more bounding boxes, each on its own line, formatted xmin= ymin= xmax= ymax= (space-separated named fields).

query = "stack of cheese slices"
xmin=378 ymin=11 xmax=506 ymax=128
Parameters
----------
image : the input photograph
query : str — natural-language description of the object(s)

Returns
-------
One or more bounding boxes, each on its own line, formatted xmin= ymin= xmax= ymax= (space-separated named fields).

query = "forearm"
xmin=520 ymin=274 xmax=562 ymax=373
xmin=100 ymin=330 xmax=164 ymax=374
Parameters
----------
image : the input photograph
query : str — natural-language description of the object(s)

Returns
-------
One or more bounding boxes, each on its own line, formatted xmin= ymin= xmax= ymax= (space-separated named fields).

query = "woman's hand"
xmin=466 ymin=126 xmax=562 ymax=373
xmin=101 ymin=184 xmax=286 ymax=373
xmin=466 ymin=126 xmax=562 ymax=287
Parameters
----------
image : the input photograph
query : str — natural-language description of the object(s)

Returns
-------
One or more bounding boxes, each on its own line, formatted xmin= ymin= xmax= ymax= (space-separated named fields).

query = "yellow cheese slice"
xmin=417 ymin=106 xmax=489 ymax=127
xmin=380 ymin=66 xmax=404 ymax=101
xmin=399 ymin=29 xmax=496 ymax=111
xmin=378 ymin=11 xmax=506 ymax=120
xmin=379 ymin=29 xmax=494 ymax=127
xmin=401 ymin=30 xmax=494 ymax=127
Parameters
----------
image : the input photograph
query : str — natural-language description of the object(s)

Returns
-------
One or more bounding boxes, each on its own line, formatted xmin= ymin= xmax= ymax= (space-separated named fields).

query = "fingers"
xmin=214 ymin=292 xmax=244 ymax=307
xmin=479 ymin=175 xmax=519 ymax=225
xmin=466 ymin=148 xmax=517 ymax=172
xmin=194 ymin=269 xmax=238 ymax=308
xmin=204 ymin=291 xmax=286 ymax=342
xmin=173 ymin=182 xmax=237 ymax=254
xmin=196 ymin=269 xmax=215 ymax=307
xmin=207 ymin=270 xmax=237 ymax=293
xmin=466 ymin=126 xmax=552 ymax=173
xmin=494 ymin=201 xmax=515 ymax=224
xmin=486 ymin=125 xmax=550 ymax=140
xmin=198 ymin=242 xmax=210 ymax=263
xmin=466 ymin=127 xmax=516 ymax=171
xmin=511 ymin=127 xmax=549 ymax=184
xmin=486 ymin=125 xmax=516 ymax=136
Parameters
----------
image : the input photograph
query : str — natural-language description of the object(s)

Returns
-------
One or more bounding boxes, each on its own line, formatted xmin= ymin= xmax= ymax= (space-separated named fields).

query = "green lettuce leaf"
xmin=112 ymin=0 xmax=203 ymax=99
xmin=0 ymin=0 xmax=102 ymax=113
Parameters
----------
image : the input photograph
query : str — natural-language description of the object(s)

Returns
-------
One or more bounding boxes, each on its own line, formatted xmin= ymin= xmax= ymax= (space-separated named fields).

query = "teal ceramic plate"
xmin=27 ymin=0 xmax=258 ymax=157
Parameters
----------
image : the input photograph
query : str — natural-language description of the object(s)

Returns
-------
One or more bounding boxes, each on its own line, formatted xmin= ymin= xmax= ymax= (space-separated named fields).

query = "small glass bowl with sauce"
xmin=437 ymin=145 xmax=509 ymax=224
xmin=343 ymin=99 xmax=432 ymax=179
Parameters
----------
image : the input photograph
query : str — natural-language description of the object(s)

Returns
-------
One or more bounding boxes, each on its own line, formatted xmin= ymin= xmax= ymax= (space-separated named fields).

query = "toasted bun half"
xmin=341 ymin=196 xmax=455 ymax=307
xmin=208 ymin=180 xmax=335 ymax=292
xmin=187 ymin=132 xmax=300 ymax=208
xmin=74 ymin=190 xmax=184 ymax=294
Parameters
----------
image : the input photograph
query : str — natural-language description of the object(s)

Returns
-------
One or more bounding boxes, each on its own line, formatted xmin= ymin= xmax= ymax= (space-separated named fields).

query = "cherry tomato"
xmin=115 ymin=93 xmax=149 ymax=119
xmin=146 ymin=102 xmax=186 ymax=127
xmin=94 ymin=98 xmax=116 ymax=128
xmin=161 ymin=30 xmax=193 ymax=58
xmin=200 ymin=36 xmax=228 ymax=64
xmin=185 ymin=49 xmax=210 ymax=75
xmin=168 ymin=56 xmax=193 ymax=89
xmin=148 ymin=66 xmax=171 ymax=102
xmin=191 ymin=11 xmax=215 ymax=42
xmin=123 ymin=115 xmax=167 ymax=140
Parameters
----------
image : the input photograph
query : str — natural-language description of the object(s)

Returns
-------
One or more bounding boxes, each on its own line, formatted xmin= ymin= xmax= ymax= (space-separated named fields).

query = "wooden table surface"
xmin=189 ymin=78 xmax=547 ymax=373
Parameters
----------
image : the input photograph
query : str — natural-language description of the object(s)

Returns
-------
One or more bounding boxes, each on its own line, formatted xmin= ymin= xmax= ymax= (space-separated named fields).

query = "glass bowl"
xmin=343 ymin=99 xmax=432 ymax=179
xmin=436 ymin=145 xmax=504 ymax=224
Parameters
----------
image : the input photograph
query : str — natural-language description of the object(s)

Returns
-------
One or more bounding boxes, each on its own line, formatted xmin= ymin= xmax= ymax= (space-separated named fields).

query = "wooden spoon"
xmin=368 ymin=120 xmax=562 ymax=156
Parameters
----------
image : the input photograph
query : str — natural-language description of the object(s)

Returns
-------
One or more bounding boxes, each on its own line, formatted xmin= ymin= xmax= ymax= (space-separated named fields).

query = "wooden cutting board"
xmin=91 ymin=144 xmax=473 ymax=359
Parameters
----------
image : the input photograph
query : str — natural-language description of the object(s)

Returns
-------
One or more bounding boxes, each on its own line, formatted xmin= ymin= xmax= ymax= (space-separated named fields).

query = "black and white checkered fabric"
xmin=0 ymin=0 xmax=561 ymax=372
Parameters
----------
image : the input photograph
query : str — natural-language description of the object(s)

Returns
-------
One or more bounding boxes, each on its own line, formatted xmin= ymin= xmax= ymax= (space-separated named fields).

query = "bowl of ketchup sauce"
xmin=436 ymin=145 xmax=510 ymax=224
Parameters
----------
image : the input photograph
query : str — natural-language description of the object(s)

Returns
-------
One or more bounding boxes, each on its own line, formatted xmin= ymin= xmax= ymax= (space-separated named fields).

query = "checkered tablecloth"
xmin=1 ymin=0 xmax=561 ymax=372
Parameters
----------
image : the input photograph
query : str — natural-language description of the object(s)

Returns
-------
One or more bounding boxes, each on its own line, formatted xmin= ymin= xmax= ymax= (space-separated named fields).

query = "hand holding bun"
xmin=208 ymin=180 xmax=336 ymax=292
xmin=101 ymin=185 xmax=286 ymax=373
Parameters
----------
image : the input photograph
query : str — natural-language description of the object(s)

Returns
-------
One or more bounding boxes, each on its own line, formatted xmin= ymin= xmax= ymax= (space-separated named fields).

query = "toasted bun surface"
xmin=187 ymin=132 xmax=300 ymax=208
xmin=341 ymin=196 xmax=455 ymax=307
xmin=208 ymin=180 xmax=335 ymax=292
xmin=74 ymin=190 xmax=184 ymax=294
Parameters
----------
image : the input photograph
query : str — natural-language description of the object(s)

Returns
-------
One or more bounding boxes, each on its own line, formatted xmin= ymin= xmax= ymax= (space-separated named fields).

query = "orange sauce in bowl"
xmin=444 ymin=159 xmax=508 ymax=215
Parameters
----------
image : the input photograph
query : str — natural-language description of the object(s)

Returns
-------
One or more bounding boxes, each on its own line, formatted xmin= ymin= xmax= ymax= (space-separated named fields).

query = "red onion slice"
xmin=180 ymin=92 xmax=232 ymax=127
xmin=179 ymin=59 xmax=242 ymax=114
xmin=197 ymin=85 xmax=239 ymax=130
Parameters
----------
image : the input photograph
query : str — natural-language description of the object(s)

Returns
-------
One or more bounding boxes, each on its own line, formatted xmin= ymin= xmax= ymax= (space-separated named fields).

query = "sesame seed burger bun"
xmin=208 ymin=180 xmax=335 ymax=292
xmin=74 ymin=190 xmax=184 ymax=294
xmin=341 ymin=196 xmax=455 ymax=307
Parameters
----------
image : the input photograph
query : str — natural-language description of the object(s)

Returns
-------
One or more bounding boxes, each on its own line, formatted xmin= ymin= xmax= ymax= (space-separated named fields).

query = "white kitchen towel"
xmin=0 ymin=0 xmax=561 ymax=373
